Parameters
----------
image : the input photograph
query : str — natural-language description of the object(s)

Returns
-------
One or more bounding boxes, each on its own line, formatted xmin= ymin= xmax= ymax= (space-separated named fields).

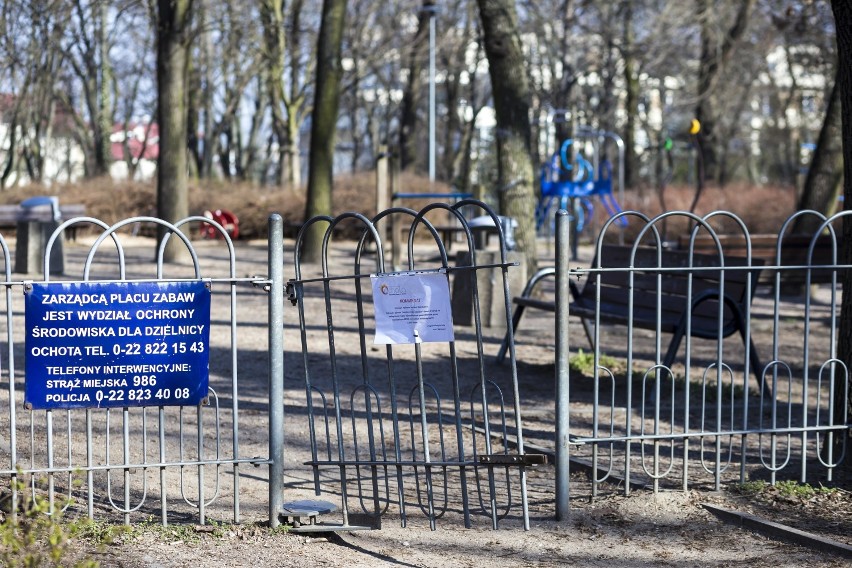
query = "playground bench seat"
xmin=0 ymin=203 xmax=86 ymax=224
xmin=675 ymin=233 xmax=836 ymax=288
xmin=497 ymin=244 xmax=767 ymax=394
xmin=0 ymin=202 xmax=86 ymax=239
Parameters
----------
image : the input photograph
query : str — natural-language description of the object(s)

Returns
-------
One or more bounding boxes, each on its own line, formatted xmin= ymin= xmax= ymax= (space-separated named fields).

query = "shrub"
xmin=0 ymin=175 xmax=797 ymax=242
xmin=0 ymin=477 xmax=98 ymax=567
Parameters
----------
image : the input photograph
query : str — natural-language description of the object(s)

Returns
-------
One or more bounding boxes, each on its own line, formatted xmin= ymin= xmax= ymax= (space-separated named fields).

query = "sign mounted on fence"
xmin=371 ymin=270 xmax=454 ymax=345
xmin=24 ymin=280 xmax=211 ymax=410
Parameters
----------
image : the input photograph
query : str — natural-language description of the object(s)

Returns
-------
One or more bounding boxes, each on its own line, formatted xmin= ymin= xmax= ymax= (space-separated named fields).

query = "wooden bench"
xmin=675 ymin=233 xmax=836 ymax=288
xmin=497 ymin=244 xmax=767 ymax=395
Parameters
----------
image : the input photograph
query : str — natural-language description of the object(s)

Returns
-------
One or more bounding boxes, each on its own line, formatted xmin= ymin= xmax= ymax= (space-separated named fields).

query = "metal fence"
xmin=549 ymin=209 xmax=851 ymax=517
xmin=3 ymin=204 xmax=850 ymax=533
xmin=276 ymin=201 xmax=540 ymax=531
xmin=0 ymin=215 xmax=274 ymax=526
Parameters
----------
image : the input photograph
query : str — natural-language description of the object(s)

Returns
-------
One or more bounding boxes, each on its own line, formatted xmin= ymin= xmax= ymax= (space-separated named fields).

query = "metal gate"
xmin=274 ymin=201 xmax=542 ymax=531
xmin=1 ymin=215 xmax=273 ymax=526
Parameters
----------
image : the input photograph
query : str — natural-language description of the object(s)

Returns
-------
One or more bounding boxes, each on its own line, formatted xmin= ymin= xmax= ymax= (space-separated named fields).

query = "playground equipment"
xmin=651 ymin=120 xmax=704 ymax=242
xmin=201 ymin=209 xmax=239 ymax=239
xmin=536 ymin=115 xmax=627 ymax=258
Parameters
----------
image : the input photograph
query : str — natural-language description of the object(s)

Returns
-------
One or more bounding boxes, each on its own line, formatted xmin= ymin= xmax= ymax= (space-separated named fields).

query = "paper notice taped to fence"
xmin=371 ymin=271 xmax=454 ymax=345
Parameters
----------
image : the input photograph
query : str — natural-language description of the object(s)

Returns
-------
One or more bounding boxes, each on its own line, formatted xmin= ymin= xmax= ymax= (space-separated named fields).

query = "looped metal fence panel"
xmin=552 ymin=209 xmax=851 ymax=514
xmin=0 ymin=215 xmax=274 ymax=526
xmin=4 ymin=204 xmax=849 ymax=531
xmin=281 ymin=200 xmax=538 ymax=530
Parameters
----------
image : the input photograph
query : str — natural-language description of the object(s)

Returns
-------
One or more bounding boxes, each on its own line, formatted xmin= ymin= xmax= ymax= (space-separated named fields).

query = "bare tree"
xmin=349 ymin=1 xmax=411 ymax=163
xmin=830 ymin=0 xmax=852 ymax=460
xmin=62 ymin=0 xmax=115 ymax=178
xmin=155 ymin=0 xmax=193 ymax=262
xmin=477 ymin=0 xmax=537 ymax=274
xmin=261 ymin=0 xmax=315 ymax=187
xmin=302 ymin=0 xmax=347 ymax=262
xmin=338 ymin=0 xmax=410 ymax=173
xmin=520 ymin=0 xmax=581 ymax=164
xmin=793 ymin=74 xmax=842 ymax=235
xmin=0 ymin=0 xmax=70 ymax=186
xmin=695 ymin=0 xmax=755 ymax=184
xmin=620 ymin=0 xmax=641 ymax=189
xmin=196 ymin=0 xmax=264 ymax=182
xmin=398 ymin=0 xmax=433 ymax=173
xmin=438 ymin=0 xmax=476 ymax=183
xmin=113 ymin=1 xmax=156 ymax=181
xmin=447 ymin=5 xmax=488 ymax=194
xmin=757 ymin=1 xmax=838 ymax=191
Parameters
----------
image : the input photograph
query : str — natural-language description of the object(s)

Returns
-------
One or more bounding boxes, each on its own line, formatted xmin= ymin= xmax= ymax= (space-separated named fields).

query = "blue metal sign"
xmin=25 ymin=281 xmax=211 ymax=410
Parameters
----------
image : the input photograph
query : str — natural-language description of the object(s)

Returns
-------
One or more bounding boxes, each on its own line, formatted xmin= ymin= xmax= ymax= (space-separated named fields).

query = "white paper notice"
xmin=371 ymin=271 xmax=455 ymax=345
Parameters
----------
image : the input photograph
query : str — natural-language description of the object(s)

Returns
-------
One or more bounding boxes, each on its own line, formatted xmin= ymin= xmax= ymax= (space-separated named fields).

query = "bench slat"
xmin=571 ymin=246 xmax=762 ymax=331
xmin=588 ymin=272 xmax=752 ymax=299
xmin=676 ymin=233 xmax=836 ymax=285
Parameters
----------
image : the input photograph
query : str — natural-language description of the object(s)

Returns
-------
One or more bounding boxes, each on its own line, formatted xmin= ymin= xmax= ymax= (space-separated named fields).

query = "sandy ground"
xmin=5 ymin=232 xmax=851 ymax=567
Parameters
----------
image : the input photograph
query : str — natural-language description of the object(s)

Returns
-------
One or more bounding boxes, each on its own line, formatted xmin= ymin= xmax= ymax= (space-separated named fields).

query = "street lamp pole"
xmin=424 ymin=2 xmax=437 ymax=182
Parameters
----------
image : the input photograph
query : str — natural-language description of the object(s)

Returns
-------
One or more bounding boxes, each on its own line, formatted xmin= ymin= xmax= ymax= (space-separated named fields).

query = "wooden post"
xmin=376 ymin=145 xmax=390 ymax=261
xmin=390 ymin=150 xmax=401 ymax=271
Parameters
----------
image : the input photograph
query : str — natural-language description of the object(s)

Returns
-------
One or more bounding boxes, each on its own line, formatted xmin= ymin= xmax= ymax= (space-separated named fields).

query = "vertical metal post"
xmin=197 ymin=405 xmax=205 ymax=524
xmin=268 ymin=214 xmax=285 ymax=527
xmin=555 ymin=210 xmax=571 ymax=519
xmin=615 ymin=134 xmax=625 ymax=246
xmin=47 ymin=411 xmax=55 ymax=515
xmin=428 ymin=7 xmax=436 ymax=182
xmin=6 ymin=279 xmax=17 ymax=522
xmin=123 ymin=409 xmax=130 ymax=525
xmin=87 ymin=410 xmax=94 ymax=520
xmin=158 ymin=408 xmax=167 ymax=525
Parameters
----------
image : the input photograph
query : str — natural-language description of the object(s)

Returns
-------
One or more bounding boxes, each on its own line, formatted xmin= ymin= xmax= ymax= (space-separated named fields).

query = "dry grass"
xmin=623 ymin=182 xmax=799 ymax=235
xmin=0 ymin=175 xmax=799 ymax=241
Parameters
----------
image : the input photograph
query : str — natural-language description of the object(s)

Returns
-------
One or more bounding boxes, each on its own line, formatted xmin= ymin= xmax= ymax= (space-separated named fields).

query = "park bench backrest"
xmin=581 ymin=245 xmax=762 ymax=332
xmin=675 ymin=233 xmax=835 ymax=285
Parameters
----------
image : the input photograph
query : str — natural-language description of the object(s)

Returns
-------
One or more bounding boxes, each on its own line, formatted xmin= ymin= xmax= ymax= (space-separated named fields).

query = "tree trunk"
xmin=286 ymin=106 xmax=302 ymax=187
xmin=200 ymin=6 xmax=215 ymax=179
xmin=398 ymin=0 xmax=432 ymax=172
xmin=261 ymin=0 xmax=288 ymax=185
xmin=695 ymin=0 xmax=754 ymax=184
xmin=441 ymin=2 xmax=474 ymax=183
xmin=241 ymin=81 xmax=266 ymax=182
xmin=476 ymin=0 xmax=537 ymax=275
xmin=69 ymin=0 xmax=113 ymax=177
xmin=285 ymin=0 xmax=306 ymax=188
xmin=830 ymin=0 xmax=852 ymax=467
xmin=792 ymin=74 xmax=843 ymax=235
xmin=186 ymin=51 xmax=201 ymax=179
xmin=302 ymin=0 xmax=347 ymax=262
xmin=622 ymin=0 xmax=639 ymax=190
xmin=0 ymin=93 xmax=25 ymax=189
xmin=95 ymin=0 xmax=113 ymax=178
xmin=156 ymin=0 xmax=194 ymax=263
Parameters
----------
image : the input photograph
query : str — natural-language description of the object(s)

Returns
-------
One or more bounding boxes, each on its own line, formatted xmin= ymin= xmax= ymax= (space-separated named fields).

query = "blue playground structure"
xmin=536 ymin=119 xmax=627 ymax=258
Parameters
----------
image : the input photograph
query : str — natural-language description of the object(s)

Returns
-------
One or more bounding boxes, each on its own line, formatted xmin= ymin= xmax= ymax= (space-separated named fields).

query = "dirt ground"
xmin=7 ymin=232 xmax=852 ymax=567
xmin=84 ymin=491 xmax=850 ymax=568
